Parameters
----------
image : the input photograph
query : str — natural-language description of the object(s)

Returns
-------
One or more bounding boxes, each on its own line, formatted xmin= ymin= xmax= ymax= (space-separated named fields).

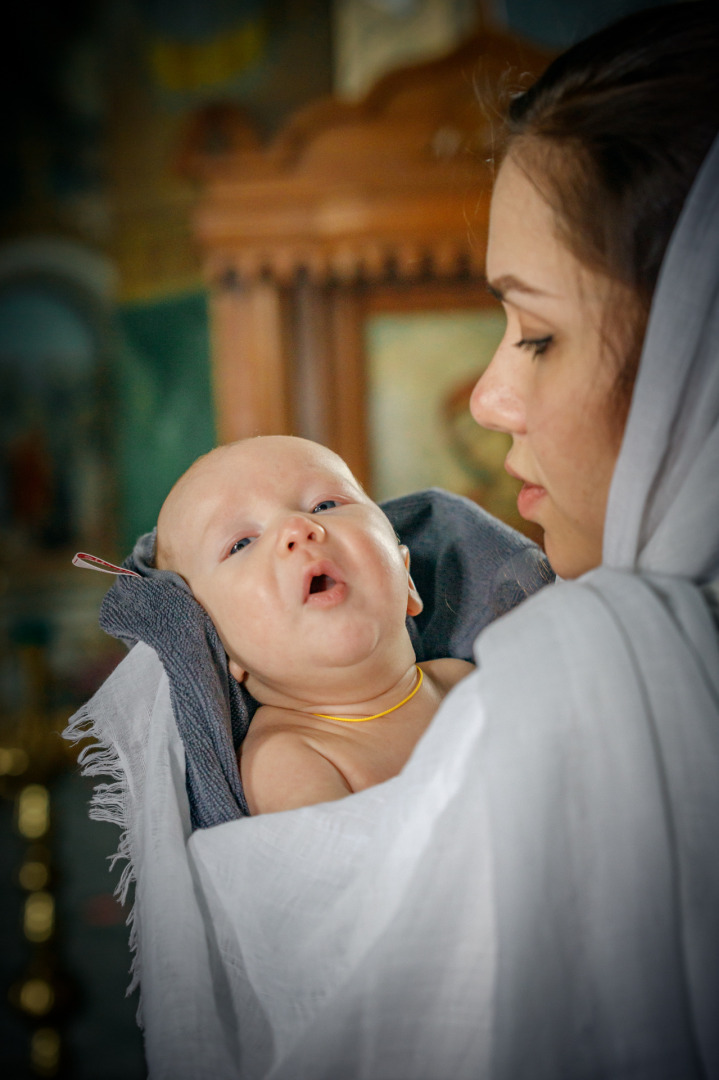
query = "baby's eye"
xmin=311 ymin=500 xmax=340 ymax=514
xmin=229 ymin=536 xmax=254 ymax=555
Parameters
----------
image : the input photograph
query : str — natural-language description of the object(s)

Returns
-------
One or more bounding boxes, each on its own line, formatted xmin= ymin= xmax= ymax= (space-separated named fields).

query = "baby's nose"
xmin=279 ymin=514 xmax=326 ymax=552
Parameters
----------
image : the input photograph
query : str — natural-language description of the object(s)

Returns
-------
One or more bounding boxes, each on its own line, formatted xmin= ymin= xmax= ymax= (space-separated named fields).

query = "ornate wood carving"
xmin=191 ymin=24 xmax=553 ymax=485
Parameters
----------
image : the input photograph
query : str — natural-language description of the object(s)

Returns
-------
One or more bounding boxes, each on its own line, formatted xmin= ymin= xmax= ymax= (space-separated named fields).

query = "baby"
xmin=156 ymin=435 xmax=474 ymax=815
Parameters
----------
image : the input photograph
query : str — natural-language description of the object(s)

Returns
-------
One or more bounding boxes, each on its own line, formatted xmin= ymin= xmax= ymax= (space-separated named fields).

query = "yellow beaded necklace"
xmin=311 ymin=666 xmax=424 ymax=723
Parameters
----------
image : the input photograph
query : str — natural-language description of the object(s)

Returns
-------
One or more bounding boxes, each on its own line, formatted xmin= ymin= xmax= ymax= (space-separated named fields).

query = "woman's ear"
xmin=228 ymin=658 xmax=248 ymax=684
xmin=400 ymin=544 xmax=423 ymax=617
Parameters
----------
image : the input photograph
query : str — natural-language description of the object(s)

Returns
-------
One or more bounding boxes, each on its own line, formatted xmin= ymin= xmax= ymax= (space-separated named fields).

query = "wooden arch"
xmin=188 ymin=22 xmax=552 ymax=488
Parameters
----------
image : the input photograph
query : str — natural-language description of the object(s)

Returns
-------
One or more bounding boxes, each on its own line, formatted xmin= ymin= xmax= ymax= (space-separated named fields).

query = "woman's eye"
xmin=311 ymin=500 xmax=340 ymax=514
xmin=514 ymin=335 xmax=553 ymax=359
xmin=229 ymin=536 xmax=254 ymax=555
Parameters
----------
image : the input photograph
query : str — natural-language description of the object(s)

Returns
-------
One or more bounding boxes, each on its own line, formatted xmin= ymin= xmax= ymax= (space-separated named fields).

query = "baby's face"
xmin=157 ymin=436 xmax=421 ymax=705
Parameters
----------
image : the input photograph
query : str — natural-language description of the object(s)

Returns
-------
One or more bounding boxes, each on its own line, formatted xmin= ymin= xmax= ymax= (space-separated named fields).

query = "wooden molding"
xmin=193 ymin=26 xmax=552 ymax=286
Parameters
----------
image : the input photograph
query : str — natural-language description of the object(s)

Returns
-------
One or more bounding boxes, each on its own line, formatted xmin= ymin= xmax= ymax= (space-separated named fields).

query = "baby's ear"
xmin=228 ymin=658 xmax=248 ymax=684
xmin=399 ymin=544 xmax=423 ymax=617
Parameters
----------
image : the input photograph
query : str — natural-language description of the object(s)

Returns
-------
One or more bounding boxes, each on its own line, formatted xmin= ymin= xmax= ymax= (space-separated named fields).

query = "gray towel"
xmin=99 ymin=488 xmax=553 ymax=829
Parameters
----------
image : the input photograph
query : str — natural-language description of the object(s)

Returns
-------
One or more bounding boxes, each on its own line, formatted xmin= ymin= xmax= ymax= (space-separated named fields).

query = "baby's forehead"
xmin=162 ymin=439 xmax=360 ymax=532
xmin=224 ymin=438 xmax=357 ymax=484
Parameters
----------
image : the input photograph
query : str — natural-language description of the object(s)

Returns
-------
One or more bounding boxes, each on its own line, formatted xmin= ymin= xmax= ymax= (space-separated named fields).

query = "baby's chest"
xmin=308 ymin=720 xmax=424 ymax=792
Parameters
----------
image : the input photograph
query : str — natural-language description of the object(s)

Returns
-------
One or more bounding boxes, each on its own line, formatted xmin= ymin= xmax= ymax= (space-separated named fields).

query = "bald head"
xmin=155 ymin=436 xmax=365 ymax=580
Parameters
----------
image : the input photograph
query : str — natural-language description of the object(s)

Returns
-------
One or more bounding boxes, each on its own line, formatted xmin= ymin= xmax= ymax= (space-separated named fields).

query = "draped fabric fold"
xmin=604 ymin=131 xmax=719 ymax=580
xmin=66 ymin=133 xmax=719 ymax=1078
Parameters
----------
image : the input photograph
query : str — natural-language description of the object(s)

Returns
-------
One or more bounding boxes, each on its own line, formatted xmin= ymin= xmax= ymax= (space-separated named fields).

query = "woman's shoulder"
xmin=480 ymin=568 xmax=648 ymax=637
xmin=473 ymin=567 xmax=717 ymax=702
xmin=471 ymin=572 xmax=634 ymax=696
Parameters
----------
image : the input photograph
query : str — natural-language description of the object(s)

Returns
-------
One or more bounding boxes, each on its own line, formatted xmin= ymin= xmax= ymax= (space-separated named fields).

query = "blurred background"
xmin=0 ymin=1 xmax=678 ymax=1076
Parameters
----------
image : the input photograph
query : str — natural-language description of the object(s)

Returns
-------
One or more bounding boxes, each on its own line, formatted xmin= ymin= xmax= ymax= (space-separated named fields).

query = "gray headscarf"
xmin=604 ymin=128 xmax=719 ymax=582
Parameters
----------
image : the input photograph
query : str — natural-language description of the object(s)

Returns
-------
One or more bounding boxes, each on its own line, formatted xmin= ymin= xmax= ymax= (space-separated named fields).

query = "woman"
xmin=249 ymin=5 xmax=717 ymax=1076
xmin=69 ymin=3 xmax=719 ymax=1077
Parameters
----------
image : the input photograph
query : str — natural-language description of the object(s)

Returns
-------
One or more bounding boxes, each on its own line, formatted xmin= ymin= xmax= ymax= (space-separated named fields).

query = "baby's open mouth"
xmin=309 ymin=573 xmax=335 ymax=594
xmin=303 ymin=562 xmax=346 ymax=605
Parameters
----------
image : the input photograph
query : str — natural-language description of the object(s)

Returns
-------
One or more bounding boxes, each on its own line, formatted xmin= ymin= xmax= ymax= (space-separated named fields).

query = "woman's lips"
xmin=517 ymin=482 xmax=546 ymax=518
xmin=505 ymin=460 xmax=546 ymax=520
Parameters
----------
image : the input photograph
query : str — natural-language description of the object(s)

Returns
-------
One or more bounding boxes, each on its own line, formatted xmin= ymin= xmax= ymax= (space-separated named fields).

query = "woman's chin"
xmin=543 ymin=530 xmax=602 ymax=580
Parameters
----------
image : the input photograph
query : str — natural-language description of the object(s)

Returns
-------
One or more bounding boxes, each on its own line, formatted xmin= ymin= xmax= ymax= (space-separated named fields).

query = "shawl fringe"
xmin=63 ymin=704 xmax=143 ymax=1014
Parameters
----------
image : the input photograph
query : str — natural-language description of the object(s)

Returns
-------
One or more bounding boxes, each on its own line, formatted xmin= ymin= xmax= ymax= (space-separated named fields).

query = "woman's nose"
xmin=469 ymin=343 xmax=527 ymax=435
xmin=277 ymin=514 xmax=326 ymax=554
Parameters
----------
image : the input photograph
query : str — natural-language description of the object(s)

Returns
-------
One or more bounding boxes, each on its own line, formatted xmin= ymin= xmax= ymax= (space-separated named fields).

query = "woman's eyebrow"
xmin=486 ymin=274 xmax=554 ymax=301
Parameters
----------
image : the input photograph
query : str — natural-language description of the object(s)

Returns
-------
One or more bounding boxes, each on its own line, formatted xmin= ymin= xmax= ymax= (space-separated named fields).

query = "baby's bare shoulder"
xmin=239 ymin=707 xmax=351 ymax=814
xmin=421 ymin=657 xmax=474 ymax=694
xmin=243 ymin=704 xmax=299 ymax=744
xmin=241 ymin=706 xmax=315 ymax=767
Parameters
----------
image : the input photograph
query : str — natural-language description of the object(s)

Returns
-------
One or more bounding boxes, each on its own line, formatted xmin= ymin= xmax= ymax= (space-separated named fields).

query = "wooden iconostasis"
xmin=186 ymin=20 xmax=552 ymax=543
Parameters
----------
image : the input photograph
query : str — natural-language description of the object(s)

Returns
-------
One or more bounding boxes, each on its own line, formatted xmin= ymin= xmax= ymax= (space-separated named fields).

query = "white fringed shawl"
xmin=67 ymin=134 xmax=719 ymax=1079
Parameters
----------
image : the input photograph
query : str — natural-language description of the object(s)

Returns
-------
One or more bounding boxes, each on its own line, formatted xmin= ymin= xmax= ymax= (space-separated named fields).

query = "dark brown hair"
xmin=507 ymin=2 xmax=719 ymax=297
xmin=502 ymin=2 xmax=719 ymax=399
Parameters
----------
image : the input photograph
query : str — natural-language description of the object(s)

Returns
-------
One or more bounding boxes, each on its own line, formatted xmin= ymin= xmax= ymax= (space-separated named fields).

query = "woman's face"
xmin=470 ymin=152 xmax=635 ymax=579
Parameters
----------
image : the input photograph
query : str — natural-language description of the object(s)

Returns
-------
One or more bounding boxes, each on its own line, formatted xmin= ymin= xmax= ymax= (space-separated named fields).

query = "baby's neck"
xmin=305 ymin=664 xmax=422 ymax=723
xmin=246 ymin=657 xmax=420 ymax=723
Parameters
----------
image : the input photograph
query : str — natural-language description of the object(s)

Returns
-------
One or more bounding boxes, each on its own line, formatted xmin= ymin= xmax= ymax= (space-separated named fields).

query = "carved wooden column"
xmin=209 ymin=275 xmax=291 ymax=443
